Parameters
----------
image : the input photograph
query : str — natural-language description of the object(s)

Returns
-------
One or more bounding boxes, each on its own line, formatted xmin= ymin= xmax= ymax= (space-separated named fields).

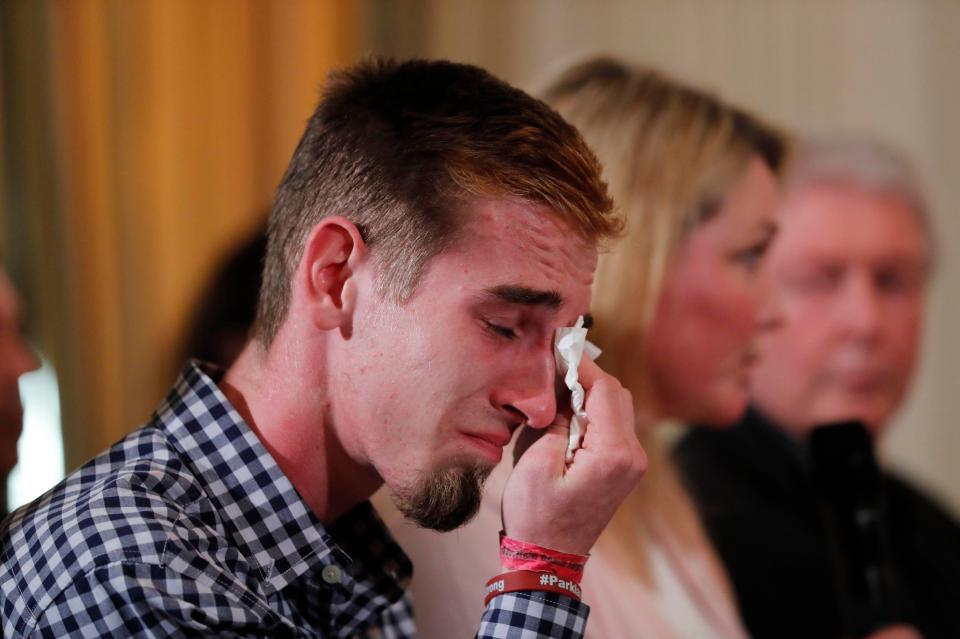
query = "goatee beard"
xmin=392 ymin=465 xmax=491 ymax=532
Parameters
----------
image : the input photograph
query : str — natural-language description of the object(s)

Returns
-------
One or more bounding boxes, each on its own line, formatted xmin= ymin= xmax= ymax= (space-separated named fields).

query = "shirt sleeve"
xmin=476 ymin=591 xmax=589 ymax=638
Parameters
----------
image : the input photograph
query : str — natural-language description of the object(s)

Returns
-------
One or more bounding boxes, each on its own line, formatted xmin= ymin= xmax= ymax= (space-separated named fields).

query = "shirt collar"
xmin=153 ymin=361 xmax=411 ymax=595
xmin=738 ymin=405 xmax=813 ymax=492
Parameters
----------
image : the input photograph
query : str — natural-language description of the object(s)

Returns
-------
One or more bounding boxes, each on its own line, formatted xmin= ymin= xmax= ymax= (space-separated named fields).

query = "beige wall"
xmin=367 ymin=0 xmax=960 ymax=514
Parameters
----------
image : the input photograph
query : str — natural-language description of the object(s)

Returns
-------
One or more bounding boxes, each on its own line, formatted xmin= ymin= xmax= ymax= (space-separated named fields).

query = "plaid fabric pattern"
xmin=0 ymin=362 xmax=588 ymax=638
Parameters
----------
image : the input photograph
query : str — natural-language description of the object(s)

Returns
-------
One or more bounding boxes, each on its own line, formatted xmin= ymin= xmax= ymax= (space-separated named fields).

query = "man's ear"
xmin=299 ymin=216 xmax=366 ymax=332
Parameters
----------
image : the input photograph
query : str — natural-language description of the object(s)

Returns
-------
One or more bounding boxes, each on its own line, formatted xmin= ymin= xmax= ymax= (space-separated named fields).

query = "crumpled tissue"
xmin=554 ymin=316 xmax=601 ymax=463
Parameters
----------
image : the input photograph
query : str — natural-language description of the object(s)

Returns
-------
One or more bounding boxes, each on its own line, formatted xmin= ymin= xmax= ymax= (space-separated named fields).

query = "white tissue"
xmin=554 ymin=316 xmax=601 ymax=463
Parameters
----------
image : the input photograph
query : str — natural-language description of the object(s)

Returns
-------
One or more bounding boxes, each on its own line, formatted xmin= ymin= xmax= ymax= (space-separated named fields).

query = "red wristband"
xmin=499 ymin=532 xmax=588 ymax=583
xmin=484 ymin=570 xmax=584 ymax=607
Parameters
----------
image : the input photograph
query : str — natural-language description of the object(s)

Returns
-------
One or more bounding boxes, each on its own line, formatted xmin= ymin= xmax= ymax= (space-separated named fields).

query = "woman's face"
xmin=645 ymin=156 xmax=780 ymax=425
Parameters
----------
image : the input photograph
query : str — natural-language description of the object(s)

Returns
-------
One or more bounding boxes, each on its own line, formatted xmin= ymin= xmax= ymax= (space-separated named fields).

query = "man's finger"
xmin=577 ymin=355 xmax=603 ymax=390
xmin=571 ymin=374 xmax=640 ymax=468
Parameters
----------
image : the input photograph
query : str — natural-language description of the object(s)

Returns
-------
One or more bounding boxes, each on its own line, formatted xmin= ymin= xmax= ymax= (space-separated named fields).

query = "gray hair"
xmin=787 ymin=136 xmax=934 ymax=262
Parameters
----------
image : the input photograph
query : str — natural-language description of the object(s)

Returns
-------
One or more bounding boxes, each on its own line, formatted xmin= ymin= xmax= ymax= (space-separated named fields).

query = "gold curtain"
xmin=1 ymin=0 xmax=361 ymax=470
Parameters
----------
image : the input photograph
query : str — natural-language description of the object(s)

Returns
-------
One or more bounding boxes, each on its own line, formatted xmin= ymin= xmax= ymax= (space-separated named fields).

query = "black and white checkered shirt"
xmin=1 ymin=362 xmax=588 ymax=637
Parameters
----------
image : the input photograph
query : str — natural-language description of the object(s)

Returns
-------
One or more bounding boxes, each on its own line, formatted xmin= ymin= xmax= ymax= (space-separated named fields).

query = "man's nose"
xmin=497 ymin=349 xmax=558 ymax=429
xmin=837 ymin=272 xmax=883 ymax=340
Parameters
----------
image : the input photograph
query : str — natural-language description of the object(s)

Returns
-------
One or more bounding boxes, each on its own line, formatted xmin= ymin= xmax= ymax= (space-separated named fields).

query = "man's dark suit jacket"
xmin=675 ymin=408 xmax=960 ymax=639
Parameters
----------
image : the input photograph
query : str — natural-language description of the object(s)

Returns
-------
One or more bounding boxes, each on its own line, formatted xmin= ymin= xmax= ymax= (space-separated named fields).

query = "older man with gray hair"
xmin=677 ymin=137 xmax=960 ymax=639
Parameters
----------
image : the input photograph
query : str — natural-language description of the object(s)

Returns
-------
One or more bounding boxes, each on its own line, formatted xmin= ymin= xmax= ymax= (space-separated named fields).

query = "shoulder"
xmin=21 ymin=559 xmax=274 ymax=638
xmin=885 ymin=471 xmax=960 ymax=545
xmin=0 ymin=423 xmax=233 ymax=636
xmin=886 ymin=472 xmax=958 ymax=519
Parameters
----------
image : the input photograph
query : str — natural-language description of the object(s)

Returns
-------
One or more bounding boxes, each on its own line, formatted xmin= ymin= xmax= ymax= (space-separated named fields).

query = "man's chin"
xmin=390 ymin=464 xmax=492 ymax=532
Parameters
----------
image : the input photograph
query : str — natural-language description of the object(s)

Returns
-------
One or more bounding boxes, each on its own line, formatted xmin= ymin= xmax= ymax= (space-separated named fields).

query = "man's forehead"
xmin=465 ymin=198 xmax=589 ymax=239
xmin=427 ymin=199 xmax=597 ymax=317
xmin=460 ymin=199 xmax=596 ymax=263
xmin=782 ymin=184 xmax=925 ymax=244
xmin=786 ymin=183 xmax=921 ymax=226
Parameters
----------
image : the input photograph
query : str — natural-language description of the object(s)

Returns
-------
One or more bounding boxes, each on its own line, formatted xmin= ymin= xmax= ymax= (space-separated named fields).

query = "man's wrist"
xmin=498 ymin=531 xmax=589 ymax=582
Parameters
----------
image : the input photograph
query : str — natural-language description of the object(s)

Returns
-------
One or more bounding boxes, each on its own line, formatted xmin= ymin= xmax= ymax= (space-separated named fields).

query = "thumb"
xmin=513 ymin=414 xmax=570 ymax=466
xmin=513 ymin=422 xmax=570 ymax=477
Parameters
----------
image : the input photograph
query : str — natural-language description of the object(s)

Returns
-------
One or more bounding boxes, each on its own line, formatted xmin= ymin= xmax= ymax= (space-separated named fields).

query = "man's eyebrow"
xmin=482 ymin=285 xmax=563 ymax=309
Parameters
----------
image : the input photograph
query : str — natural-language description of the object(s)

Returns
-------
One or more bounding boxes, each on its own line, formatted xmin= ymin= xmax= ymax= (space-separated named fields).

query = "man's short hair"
xmin=786 ymin=136 xmax=934 ymax=267
xmin=254 ymin=58 xmax=618 ymax=344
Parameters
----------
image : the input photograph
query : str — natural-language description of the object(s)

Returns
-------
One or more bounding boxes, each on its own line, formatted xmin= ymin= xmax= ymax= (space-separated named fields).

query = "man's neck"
xmin=220 ymin=338 xmax=382 ymax=525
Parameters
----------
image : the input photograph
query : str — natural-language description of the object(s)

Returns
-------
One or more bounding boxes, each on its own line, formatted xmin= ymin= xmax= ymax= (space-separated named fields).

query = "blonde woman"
xmin=545 ymin=58 xmax=783 ymax=638
xmin=387 ymin=57 xmax=784 ymax=638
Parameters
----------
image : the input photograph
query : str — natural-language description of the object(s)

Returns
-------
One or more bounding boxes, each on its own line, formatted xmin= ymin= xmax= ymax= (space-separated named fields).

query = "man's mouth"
xmin=842 ymin=375 xmax=888 ymax=394
xmin=829 ymin=366 xmax=890 ymax=392
xmin=459 ymin=429 xmax=512 ymax=463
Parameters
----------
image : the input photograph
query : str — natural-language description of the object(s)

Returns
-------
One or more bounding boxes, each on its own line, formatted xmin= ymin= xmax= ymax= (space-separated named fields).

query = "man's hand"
xmin=500 ymin=356 xmax=646 ymax=555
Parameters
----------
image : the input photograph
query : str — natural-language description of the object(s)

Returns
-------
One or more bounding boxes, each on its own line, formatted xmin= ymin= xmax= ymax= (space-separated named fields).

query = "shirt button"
xmin=321 ymin=564 xmax=343 ymax=584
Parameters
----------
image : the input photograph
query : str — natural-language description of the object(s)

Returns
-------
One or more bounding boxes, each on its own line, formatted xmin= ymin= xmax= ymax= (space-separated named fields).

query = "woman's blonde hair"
xmin=542 ymin=57 xmax=786 ymax=407
xmin=541 ymin=57 xmax=787 ymax=585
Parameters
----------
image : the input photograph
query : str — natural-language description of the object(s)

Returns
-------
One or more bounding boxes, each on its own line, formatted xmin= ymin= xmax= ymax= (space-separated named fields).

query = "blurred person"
xmin=0 ymin=58 xmax=647 ymax=638
xmin=677 ymin=138 xmax=959 ymax=638
xmin=182 ymin=227 xmax=266 ymax=367
xmin=391 ymin=57 xmax=787 ymax=639
xmin=0 ymin=267 xmax=40 ymax=519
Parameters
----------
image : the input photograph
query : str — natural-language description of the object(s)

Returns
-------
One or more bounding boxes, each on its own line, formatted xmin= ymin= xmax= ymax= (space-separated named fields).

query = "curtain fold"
xmin=1 ymin=0 xmax=361 ymax=470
